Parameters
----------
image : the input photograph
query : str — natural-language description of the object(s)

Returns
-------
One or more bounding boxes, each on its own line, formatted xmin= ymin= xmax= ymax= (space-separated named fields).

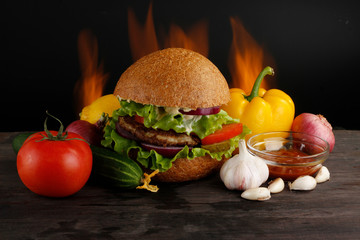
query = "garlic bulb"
xmin=315 ymin=166 xmax=330 ymax=183
xmin=268 ymin=178 xmax=285 ymax=193
xmin=288 ymin=175 xmax=317 ymax=191
xmin=220 ymin=139 xmax=269 ymax=191
xmin=241 ymin=187 xmax=271 ymax=201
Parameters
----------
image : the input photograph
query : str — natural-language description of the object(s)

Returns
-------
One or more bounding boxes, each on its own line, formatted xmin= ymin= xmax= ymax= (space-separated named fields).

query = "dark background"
xmin=2 ymin=0 xmax=360 ymax=131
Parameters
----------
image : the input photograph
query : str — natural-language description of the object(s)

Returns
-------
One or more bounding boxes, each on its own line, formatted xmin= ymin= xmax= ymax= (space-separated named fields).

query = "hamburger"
xmin=102 ymin=48 xmax=250 ymax=182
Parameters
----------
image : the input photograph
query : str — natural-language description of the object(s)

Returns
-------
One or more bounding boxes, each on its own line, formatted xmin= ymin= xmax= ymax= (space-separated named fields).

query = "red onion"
xmin=66 ymin=120 xmax=103 ymax=146
xmin=291 ymin=113 xmax=335 ymax=152
xmin=180 ymin=106 xmax=220 ymax=115
xmin=140 ymin=142 xmax=191 ymax=158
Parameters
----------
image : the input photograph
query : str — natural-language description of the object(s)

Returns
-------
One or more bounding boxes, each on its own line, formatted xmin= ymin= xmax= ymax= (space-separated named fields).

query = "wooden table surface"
xmin=1 ymin=130 xmax=359 ymax=240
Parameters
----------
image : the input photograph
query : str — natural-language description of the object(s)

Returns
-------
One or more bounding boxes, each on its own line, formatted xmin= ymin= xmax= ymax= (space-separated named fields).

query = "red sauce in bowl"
xmin=265 ymin=148 xmax=321 ymax=181
xmin=247 ymin=131 xmax=329 ymax=181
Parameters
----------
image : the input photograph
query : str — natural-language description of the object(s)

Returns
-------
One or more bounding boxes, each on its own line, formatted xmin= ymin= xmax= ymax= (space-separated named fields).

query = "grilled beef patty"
xmin=116 ymin=116 xmax=201 ymax=147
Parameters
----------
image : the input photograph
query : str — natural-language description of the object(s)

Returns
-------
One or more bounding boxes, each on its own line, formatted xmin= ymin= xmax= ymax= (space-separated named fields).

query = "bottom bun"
xmin=153 ymin=155 xmax=228 ymax=182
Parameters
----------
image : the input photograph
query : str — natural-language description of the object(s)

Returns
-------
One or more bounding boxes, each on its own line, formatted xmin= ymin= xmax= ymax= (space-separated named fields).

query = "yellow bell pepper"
xmin=222 ymin=67 xmax=295 ymax=136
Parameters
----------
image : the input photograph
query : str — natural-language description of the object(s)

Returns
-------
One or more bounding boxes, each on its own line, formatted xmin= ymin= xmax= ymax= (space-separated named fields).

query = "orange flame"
xmin=128 ymin=3 xmax=159 ymax=61
xmin=164 ymin=21 xmax=209 ymax=57
xmin=74 ymin=7 xmax=274 ymax=115
xmin=127 ymin=2 xmax=208 ymax=61
xmin=228 ymin=17 xmax=274 ymax=93
xmin=74 ymin=29 xmax=108 ymax=114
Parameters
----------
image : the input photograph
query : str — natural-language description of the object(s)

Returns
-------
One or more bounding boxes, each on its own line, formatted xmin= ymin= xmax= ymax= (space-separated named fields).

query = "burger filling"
xmin=116 ymin=116 xmax=201 ymax=147
xmin=102 ymin=99 xmax=250 ymax=172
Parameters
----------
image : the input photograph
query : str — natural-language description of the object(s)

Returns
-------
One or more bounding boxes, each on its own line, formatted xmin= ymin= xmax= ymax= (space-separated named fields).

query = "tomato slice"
xmin=201 ymin=123 xmax=243 ymax=145
xmin=134 ymin=115 xmax=144 ymax=124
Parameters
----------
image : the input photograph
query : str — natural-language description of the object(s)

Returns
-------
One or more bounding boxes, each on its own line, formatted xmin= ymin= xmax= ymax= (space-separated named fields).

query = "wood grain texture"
xmin=1 ymin=131 xmax=359 ymax=240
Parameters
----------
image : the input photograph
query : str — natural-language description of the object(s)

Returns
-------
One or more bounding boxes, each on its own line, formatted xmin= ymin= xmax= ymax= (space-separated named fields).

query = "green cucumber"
xmin=91 ymin=145 xmax=143 ymax=188
xmin=12 ymin=132 xmax=35 ymax=154
xmin=91 ymin=145 xmax=152 ymax=190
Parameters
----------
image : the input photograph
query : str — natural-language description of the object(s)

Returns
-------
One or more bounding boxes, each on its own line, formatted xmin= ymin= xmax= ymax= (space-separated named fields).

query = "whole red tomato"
xmin=17 ymin=113 xmax=92 ymax=197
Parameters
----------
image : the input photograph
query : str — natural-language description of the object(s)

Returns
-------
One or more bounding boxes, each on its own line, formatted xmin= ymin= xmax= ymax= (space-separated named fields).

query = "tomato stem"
xmin=40 ymin=111 xmax=68 ymax=141
xmin=245 ymin=66 xmax=274 ymax=102
xmin=36 ymin=111 xmax=89 ymax=143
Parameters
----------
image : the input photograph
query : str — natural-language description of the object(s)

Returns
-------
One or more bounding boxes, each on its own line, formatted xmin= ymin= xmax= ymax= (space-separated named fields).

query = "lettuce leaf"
xmin=101 ymin=100 xmax=251 ymax=172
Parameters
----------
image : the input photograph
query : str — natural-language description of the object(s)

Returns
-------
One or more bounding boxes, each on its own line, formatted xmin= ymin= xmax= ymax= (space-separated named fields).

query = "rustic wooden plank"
xmin=0 ymin=131 xmax=359 ymax=239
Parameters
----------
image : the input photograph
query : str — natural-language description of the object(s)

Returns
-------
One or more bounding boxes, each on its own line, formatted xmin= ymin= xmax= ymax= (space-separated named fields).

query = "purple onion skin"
xmin=180 ymin=106 xmax=220 ymax=115
xmin=140 ymin=142 xmax=192 ymax=158
xmin=66 ymin=120 xmax=103 ymax=146
xmin=291 ymin=113 xmax=335 ymax=152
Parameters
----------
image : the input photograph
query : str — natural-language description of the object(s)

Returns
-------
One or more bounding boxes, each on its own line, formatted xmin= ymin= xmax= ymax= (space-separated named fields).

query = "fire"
xmin=127 ymin=2 xmax=209 ymax=61
xmin=127 ymin=7 xmax=272 ymax=92
xmin=74 ymin=29 xmax=108 ymax=114
xmin=228 ymin=17 xmax=274 ymax=93
xmin=74 ymin=6 xmax=274 ymax=114
xmin=164 ymin=21 xmax=209 ymax=58
xmin=127 ymin=3 xmax=159 ymax=61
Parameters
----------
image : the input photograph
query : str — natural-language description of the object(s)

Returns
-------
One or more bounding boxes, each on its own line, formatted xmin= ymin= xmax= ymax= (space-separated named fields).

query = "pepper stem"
xmin=245 ymin=66 xmax=275 ymax=102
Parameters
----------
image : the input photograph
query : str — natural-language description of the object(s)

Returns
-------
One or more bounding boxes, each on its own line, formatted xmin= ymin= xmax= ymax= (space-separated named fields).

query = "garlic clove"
xmin=288 ymin=175 xmax=317 ymax=191
xmin=268 ymin=178 xmax=285 ymax=193
xmin=315 ymin=166 xmax=330 ymax=183
xmin=241 ymin=187 xmax=271 ymax=201
xmin=265 ymin=137 xmax=284 ymax=151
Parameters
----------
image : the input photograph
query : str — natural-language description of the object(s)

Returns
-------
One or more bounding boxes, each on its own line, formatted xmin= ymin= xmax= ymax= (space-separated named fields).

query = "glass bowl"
xmin=247 ymin=131 xmax=330 ymax=181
